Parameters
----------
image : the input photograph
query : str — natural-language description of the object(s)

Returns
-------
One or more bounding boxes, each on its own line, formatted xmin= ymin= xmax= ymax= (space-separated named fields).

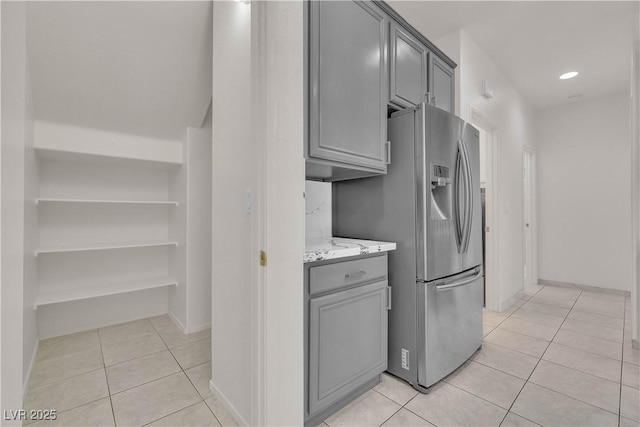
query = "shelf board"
xmin=35 ymin=240 xmax=178 ymax=256
xmin=35 ymin=276 xmax=177 ymax=308
xmin=34 ymin=121 xmax=183 ymax=166
xmin=35 ymin=198 xmax=178 ymax=206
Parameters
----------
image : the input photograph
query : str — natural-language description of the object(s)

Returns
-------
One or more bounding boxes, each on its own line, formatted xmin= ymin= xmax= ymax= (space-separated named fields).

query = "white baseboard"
xmin=168 ymin=311 xmax=187 ymax=334
xmin=167 ymin=312 xmax=210 ymax=335
xmin=23 ymin=339 xmax=39 ymax=399
xmin=209 ymin=380 xmax=249 ymax=426
xmin=185 ymin=322 xmax=211 ymax=334
xmin=538 ymin=279 xmax=631 ymax=298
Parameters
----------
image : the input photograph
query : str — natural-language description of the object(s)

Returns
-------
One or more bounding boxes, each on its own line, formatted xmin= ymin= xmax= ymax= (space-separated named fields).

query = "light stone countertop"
xmin=304 ymin=237 xmax=396 ymax=263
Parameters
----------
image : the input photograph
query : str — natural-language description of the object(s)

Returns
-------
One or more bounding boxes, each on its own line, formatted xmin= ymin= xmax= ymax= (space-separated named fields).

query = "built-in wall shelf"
xmin=35 ymin=198 xmax=179 ymax=206
xmin=34 ymin=121 xmax=183 ymax=167
xmin=35 ymin=240 xmax=178 ymax=256
xmin=34 ymin=276 xmax=178 ymax=309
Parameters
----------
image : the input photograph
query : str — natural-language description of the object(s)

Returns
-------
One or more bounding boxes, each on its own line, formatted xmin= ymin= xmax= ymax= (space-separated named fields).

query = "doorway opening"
xmin=471 ymin=108 xmax=498 ymax=312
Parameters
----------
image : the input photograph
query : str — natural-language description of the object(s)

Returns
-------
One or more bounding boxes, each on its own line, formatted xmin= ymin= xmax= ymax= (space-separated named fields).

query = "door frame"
xmin=470 ymin=106 xmax=499 ymax=312
xmin=251 ymin=2 xmax=305 ymax=425
xmin=522 ymin=146 xmax=538 ymax=289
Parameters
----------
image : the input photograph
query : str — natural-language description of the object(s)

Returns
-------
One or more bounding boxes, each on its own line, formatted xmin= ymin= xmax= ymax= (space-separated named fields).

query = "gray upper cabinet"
xmin=389 ymin=22 xmax=429 ymax=109
xmin=308 ymin=0 xmax=389 ymax=175
xmin=430 ymin=55 xmax=455 ymax=114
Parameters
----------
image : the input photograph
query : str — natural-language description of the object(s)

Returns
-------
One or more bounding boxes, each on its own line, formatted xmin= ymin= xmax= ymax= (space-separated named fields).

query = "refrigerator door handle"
xmin=454 ymin=141 xmax=465 ymax=252
xmin=460 ymin=138 xmax=474 ymax=253
xmin=435 ymin=267 xmax=481 ymax=291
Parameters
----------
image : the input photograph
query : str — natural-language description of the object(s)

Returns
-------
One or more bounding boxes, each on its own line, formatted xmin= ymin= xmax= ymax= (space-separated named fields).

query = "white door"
xmin=523 ymin=149 xmax=535 ymax=288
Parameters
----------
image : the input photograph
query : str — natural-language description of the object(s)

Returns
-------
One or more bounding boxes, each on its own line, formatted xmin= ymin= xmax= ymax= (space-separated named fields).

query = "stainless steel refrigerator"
xmin=333 ymin=102 xmax=483 ymax=391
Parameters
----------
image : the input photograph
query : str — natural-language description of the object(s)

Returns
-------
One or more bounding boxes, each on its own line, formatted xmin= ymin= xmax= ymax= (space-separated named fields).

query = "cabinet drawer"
xmin=309 ymin=254 xmax=387 ymax=295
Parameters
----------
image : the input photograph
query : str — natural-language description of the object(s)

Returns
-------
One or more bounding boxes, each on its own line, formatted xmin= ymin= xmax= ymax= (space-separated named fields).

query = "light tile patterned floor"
xmin=321 ymin=284 xmax=640 ymax=427
xmin=23 ymin=285 xmax=640 ymax=426
xmin=23 ymin=315 xmax=235 ymax=427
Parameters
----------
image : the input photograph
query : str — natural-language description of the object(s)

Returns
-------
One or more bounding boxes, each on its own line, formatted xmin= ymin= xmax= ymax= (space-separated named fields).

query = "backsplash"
xmin=305 ymin=180 xmax=332 ymax=239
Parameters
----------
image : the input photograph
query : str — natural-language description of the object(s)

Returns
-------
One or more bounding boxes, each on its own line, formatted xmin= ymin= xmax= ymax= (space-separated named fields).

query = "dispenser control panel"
xmin=433 ymin=165 xmax=449 ymax=178
xmin=431 ymin=164 xmax=450 ymax=187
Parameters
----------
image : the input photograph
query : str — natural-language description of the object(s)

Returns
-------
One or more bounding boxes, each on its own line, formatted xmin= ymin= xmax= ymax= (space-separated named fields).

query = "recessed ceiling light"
xmin=559 ymin=71 xmax=579 ymax=80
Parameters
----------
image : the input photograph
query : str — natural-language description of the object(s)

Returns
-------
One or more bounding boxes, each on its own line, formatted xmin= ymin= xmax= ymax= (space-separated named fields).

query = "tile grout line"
xmin=368 ymin=389 xmax=406 ymax=427
xmin=393 ymin=288 xmax=547 ymax=426
xmin=139 ymin=401 xmax=204 ymax=427
xmin=539 ymin=336 xmax=624 ymax=363
xmin=96 ymin=328 xmax=118 ymax=427
xmin=487 ymin=324 xmax=624 ymax=362
xmin=480 ymin=287 xmax=547 ymax=425
xmin=399 ymin=392 xmax=438 ymax=426
xmin=104 ymin=348 xmax=168 ymax=369
xmin=105 ymin=318 xmax=213 ymax=426
xmin=24 ymin=318 xmax=217 ymax=427
xmin=504 ymin=289 xmax=626 ymax=423
xmin=497 ymin=286 xmax=582 ymax=426
xmin=522 ymin=376 xmax=622 ymax=417
xmin=117 ymin=317 xmax=219 ymax=426
xmin=442 ymin=376 xmax=521 ymax=414
xmin=490 ymin=294 xmax=625 ymax=366
xmin=148 ymin=316 xmax=224 ymax=426
xmin=618 ymin=298 xmax=628 ymax=427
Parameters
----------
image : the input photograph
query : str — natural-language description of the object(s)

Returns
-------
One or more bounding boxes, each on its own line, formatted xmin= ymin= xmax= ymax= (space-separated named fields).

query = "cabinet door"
xmin=389 ymin=22 xmax=429 ymax=109
xmin=430 ymin=55 xmax=455 ymax=113
xmin=308 ymin=279 xmax=388 ymax=415
xmin=309 ymin=0 xmax=388 ymax=171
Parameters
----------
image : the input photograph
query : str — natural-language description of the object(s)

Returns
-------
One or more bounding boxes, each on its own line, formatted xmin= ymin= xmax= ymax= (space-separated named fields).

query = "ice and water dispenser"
xmin=430 ymin=163 xmax=452 ymax=220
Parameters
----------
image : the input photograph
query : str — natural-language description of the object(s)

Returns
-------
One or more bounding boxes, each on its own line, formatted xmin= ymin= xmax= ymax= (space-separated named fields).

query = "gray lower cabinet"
xmin=389 ymin=21 xmax=429 ymax=109
xmin=307 ymin=0 xmax=389 ymax=179
xmin=305 ymin=254 xmax=389 ymax=425
xmin=430 ymin=55 xmax=455 ymax=113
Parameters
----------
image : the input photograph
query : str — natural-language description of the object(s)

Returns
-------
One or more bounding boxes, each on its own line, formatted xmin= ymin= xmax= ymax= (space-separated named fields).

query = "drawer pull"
xmin=345 ymin=271 xmax=367 ymax=281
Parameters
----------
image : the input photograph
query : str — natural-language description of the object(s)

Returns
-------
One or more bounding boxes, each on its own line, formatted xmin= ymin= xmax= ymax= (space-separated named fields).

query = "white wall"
xmin=211 ymin=1 xmax=253 ymax=424
xmin=169 ymin=132 xmax=188 ymax=331
xmin=631 ymin=13 xmax=639 ymax=343
xmin=186 ymin=106 xmax=212 ymax=332
xmin=1 ymin=1 xmax=27 ymax=420
xmin=435 ymin=30 xmax=537 ymax=309
xmin=211 ymin=3 xmax=304 ymax=424
xmin=23 ymin=57 xmax=38 ymax=389
xmin=256 ymin=3 xmax=304 ymax=424
xmin=537 ymin=94 xmax=632 ymax=291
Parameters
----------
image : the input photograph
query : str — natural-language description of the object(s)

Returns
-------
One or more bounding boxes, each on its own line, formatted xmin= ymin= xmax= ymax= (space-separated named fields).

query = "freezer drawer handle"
xmin=435 ymin=268 xmax=481 ymax=291
xmin=345 ymin=271 xmax=367 ymax=281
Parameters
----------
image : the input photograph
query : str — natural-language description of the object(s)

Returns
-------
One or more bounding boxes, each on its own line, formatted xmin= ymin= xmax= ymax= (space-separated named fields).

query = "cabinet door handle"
xmin=386 ymin=286 xmax=392 ymax=310
xmin=385 ymin=141 xmax=391 ymax=165
xmin=345 ymin=271 xmax=366 ymax=281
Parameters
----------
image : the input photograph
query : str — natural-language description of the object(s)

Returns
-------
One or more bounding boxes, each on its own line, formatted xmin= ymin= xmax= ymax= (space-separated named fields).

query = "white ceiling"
xmin=26 ymin=1 xmax=212 ymax=141
xmin=24 ymin=0 xmax=639 ymax=128
xmin=389 ymin=1 xmax=639 ymax=110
